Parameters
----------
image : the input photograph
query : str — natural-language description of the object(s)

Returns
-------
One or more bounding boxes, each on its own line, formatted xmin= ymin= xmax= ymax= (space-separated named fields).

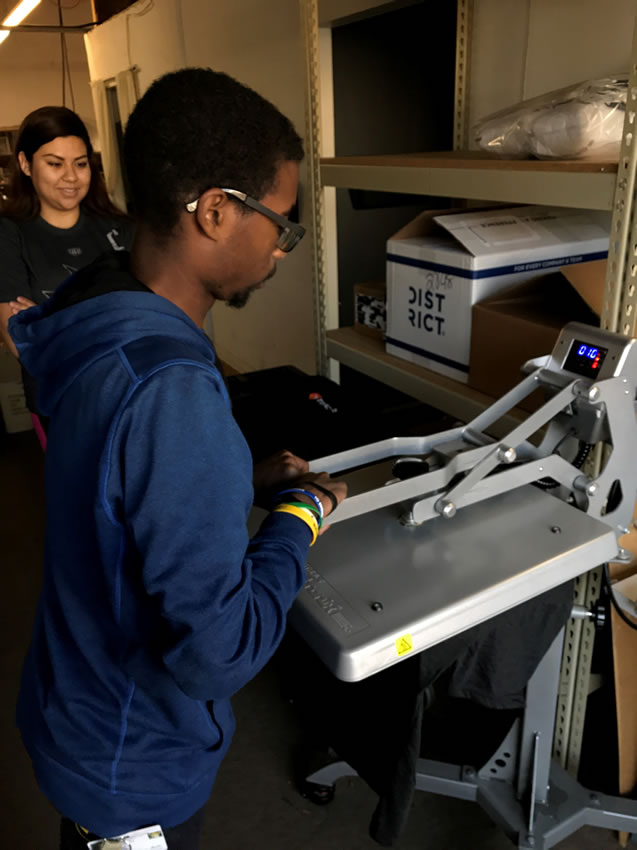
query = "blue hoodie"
xmin=12 ymin=254 xmax=311 ymax=836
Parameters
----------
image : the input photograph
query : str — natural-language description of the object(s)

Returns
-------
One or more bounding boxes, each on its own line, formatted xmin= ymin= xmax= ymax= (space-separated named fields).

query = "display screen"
xmin=563 ymin=339 xmax=608 ymax=377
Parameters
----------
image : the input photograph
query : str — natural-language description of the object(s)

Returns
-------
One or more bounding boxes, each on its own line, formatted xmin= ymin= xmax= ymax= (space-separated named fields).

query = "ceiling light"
xmin=3 ymin=0 xmax=42 ymax=28
xmin=0 ymin=30 xmax=9 ymax=44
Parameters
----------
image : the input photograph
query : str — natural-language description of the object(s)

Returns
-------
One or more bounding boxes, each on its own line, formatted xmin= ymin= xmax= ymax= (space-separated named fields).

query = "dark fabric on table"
xmin=285 ymin=580 xmax=573 ymax=846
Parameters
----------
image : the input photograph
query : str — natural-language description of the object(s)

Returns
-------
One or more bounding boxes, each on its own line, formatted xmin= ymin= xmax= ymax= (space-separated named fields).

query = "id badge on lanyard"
xmin=87 ymin=825 xmax=168 ymax=849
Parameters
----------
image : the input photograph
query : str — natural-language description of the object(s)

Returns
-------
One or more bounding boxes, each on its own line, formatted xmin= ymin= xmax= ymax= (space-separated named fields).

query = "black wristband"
xmin=309 ymin=481 xmax=339 ymax=516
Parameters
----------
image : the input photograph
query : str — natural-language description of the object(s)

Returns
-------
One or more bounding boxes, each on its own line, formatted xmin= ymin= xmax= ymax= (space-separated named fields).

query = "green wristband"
xmin=282 ymin=501 xmax=323 ymax=527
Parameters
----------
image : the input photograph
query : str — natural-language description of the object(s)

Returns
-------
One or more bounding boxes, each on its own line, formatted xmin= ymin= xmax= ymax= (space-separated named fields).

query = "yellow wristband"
xmin=273 ymin=504 xmax=320 ymax=543
xmin=273 ymin=503 xmax=319 ymax=545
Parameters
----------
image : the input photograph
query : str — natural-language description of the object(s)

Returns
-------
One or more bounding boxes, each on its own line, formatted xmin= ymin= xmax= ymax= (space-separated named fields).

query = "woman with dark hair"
xmin=0 ymin=105 xmax=134 ymax=438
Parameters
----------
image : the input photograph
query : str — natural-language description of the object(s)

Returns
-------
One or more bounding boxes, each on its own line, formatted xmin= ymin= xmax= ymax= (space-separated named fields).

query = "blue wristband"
xmin=274 ymin=488 xmax=324 ymax=519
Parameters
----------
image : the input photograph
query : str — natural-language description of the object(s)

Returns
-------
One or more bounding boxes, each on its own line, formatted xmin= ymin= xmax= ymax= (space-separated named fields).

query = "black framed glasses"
xmin=185 ymin=188 xmax=305 ymax=253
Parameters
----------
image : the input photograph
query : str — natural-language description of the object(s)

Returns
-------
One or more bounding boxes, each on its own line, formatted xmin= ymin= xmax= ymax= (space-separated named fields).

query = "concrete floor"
xmin=0 ymin=427 xmax=628 ymax=849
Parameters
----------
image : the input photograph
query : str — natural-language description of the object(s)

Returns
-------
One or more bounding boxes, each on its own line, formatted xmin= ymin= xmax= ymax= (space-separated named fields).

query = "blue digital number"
xmin=577 ymin=344 xmax=598 ymax=359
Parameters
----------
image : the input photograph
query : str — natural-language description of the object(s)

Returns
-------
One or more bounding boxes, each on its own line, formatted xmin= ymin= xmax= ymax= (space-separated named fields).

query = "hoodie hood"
xmin=9 ymin=252 xmax=215 ymax=417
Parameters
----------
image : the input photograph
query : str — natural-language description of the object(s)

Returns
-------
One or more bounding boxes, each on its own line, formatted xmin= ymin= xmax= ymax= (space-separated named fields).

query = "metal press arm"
xmin=311 ymin=323 xmax=637 ymax=548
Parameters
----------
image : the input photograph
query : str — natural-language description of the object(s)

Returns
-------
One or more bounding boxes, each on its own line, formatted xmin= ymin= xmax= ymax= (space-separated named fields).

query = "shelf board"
xmin=320 ymin=152 xmax=619 ymax=211
xmin=327 ymin=326 xmax=526 ymax=436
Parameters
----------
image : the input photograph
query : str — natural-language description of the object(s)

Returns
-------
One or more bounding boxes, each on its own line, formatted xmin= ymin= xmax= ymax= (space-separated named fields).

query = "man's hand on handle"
xmin=253 ymin=449 xmax=347 ymax=530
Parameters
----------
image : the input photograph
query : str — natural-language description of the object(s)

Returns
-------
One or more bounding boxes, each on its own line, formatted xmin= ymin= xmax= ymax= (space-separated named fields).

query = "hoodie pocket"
xmin=202 ymin=698 xmax=235 ymax=753
xmin=121 ymin=682 xmax=231 ymax=761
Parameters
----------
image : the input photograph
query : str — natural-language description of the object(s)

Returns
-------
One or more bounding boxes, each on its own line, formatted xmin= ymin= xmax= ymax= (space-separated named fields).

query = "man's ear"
xmin=18 ymin=152 xmax=31 ymax=177
xmin=194 ymin=188 xmax=231 ymax=240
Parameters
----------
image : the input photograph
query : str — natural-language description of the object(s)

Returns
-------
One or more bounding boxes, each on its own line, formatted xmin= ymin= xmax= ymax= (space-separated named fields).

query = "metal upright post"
xmin=559 ymin=8 xmax=637 ymax=776
xmin=300 ymin=0 xmax=329 ymax=377
xmin=453 ymin=0 xmax=473 ymax=151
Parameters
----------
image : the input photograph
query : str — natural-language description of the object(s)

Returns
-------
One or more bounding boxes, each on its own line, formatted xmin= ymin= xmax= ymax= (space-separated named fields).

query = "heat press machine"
xmin=290 ymin=322 xmax=637 ymax=849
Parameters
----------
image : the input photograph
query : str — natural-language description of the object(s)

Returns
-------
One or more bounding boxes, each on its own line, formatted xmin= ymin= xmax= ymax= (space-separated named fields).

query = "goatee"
xmin=227 ymin=266 xmax=277 ymax=309
xmin=227 ymin=287 xmax=255 ymax=309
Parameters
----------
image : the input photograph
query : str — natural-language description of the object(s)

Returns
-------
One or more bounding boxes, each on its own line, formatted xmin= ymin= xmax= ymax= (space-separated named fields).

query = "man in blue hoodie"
xmin=11 ymin=68 xmax=346 ymax=850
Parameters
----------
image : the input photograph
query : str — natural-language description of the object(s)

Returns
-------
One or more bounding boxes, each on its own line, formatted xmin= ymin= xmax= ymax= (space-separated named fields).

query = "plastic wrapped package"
xmin=473 ymin=77 xmax=627 ymax=160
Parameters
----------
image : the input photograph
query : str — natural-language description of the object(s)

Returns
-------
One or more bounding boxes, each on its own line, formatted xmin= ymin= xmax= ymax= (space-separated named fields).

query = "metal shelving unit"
xmin=321 ymin=149 xmax=617 ymax=418
xmin=319 ymin=153 xmax=619 ymax=434
xmin=302 ymin=0 xmax=637 ymax=792
xmin=304 ymin=1 xmax=637 ymax=438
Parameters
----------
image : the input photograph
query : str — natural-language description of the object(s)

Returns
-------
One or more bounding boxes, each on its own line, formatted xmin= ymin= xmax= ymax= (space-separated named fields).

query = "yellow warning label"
xmin=395 ymin=634 xmax=413 ymax=657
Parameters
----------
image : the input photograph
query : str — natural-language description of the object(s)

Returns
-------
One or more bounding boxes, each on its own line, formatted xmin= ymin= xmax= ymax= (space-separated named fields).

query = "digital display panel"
xmin=563 ymin=339 xmax=608 ymax=377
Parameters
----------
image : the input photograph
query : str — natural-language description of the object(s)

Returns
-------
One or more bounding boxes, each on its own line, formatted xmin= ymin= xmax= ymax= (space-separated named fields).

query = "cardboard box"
xmin=0 ymin=349 xmax=20 ymax=383
xmin=468 ymin=270 xmax=599 ymax=411
xmin=468 ymin=258 xmax=629 ymax=411
xmin=0 ymin=350 xmax=32 ymax=434
xmin=0 ymin=380 xmax=32 ymax=433
xmin=354 ymin=282 xmax=386 ymax=338
xmin=385 ymin=206 xmax=610 ymax=383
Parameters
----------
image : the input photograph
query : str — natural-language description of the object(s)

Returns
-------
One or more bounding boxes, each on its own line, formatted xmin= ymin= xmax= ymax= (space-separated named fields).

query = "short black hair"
xmin=124 ymin=68 xmax=304 ymax=236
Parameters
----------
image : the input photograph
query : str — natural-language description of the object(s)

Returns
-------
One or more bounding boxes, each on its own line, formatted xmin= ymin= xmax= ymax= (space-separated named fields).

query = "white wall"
xmin=468 ymin=0 xmax=635 ymax=131
xmin=180 ymin=0 xmax=314 ymax=374
xmin=83 ymin=0 xmax=186 ymax=95
xmin=524 ymin=0 xmax=634 ymax=97
xmin=0 ymin=0 xmax=94 ymax=138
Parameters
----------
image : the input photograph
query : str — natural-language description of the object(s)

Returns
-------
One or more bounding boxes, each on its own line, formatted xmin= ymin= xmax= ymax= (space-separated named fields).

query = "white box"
xmin=0 ymin=379 xmax=32 ymax=433
xmin=385 ymin=206 xmax=610 ymax=383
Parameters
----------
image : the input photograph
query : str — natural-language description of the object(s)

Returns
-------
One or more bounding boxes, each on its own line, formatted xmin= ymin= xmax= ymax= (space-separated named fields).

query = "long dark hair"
xmin=2 ymin=106 xmax=125 ymax=220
